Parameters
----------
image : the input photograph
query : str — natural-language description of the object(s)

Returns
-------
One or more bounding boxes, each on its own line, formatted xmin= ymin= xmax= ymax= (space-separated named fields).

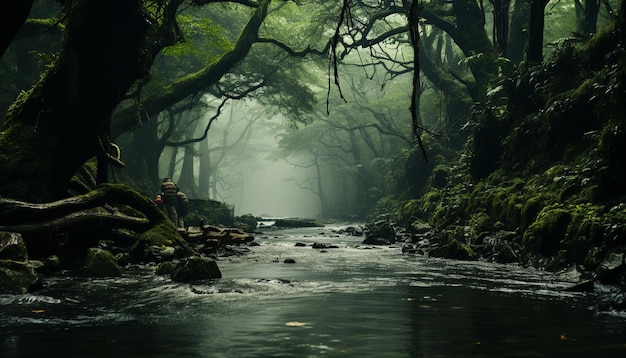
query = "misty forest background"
xmin=2 ymin=0 xmax=626 ymax=283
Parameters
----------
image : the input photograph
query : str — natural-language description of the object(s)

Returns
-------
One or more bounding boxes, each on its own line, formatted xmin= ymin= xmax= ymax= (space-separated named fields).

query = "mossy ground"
xmin=386 ymin=22 xmax=626 ymax=275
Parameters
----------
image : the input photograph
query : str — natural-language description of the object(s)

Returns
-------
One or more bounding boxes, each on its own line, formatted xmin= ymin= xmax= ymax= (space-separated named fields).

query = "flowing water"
xmin=1 ymin=223 xmax=625 ymax=357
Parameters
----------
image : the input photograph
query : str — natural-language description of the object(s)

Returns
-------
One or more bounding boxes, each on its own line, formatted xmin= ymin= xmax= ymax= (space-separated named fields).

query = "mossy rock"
xmin=155 ymin=261 xmax=176 ymax=276
xmin=365 ymin=221 xmax=396 ymax=243
xmin=235 ymin=213 xmax=258 ymax=232
xmin=0 ymin=232 xmax=28 ymax=261
xmin=469 ymin=212 xmax=493 ymax=241
xmin=520 ymin=194 xmax=546 ymax=231
xmin=0 ymin=260 xmax=41 ymax=294
xmin=273 ymin=218 xmax=324 ymax=228
xmin=171 ymin=256 xmax=222 ymax=282
xmin=137 ymin=221 xmax=186 ymax=249
xmin=430 ymin=238 xmax=476 ymax=261
xmin=84 ymin=248 xmax=122 ymax=277
xmin=523 ymin=204 xmax=572 ymax=257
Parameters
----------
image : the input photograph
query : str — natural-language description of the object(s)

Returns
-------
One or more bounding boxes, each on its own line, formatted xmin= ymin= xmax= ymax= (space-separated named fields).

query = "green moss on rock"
xmin=0 ymin=260 xmax=41 ymax=294
xmin=171 ymin=256 xmax=222 ymax=282
xmin=84 ymin=248 xmax=121 ymax=277
xmin=523 ymin=204 xmax=571 ymax=257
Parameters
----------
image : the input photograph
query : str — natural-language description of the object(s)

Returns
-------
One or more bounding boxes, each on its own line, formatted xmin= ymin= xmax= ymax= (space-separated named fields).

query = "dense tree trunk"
xmin=508 ymin=0 xmax=531 ymax=63
xmin=576 ymin=0 xmax=601 ymax=34
xmin=198 ymin=138 xmax=212 ymax=199
xmin=121 ymin=116 xmax=164 ymax=194
xmin=419 ymin=48 xmax=473 ymax=147
xmin=178 ymin=144 xmax=198 ymax=196
xmin=0 ymin=0 xmax=150 ymax=202
xmin=527 ymin=0 xmax=547 ymax=63
xmin=491 ymin=0 xmax=511 ymax=56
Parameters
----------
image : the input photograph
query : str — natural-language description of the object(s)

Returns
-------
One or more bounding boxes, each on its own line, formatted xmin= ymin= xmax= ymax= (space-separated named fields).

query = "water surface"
xmin=2 ymin=224 xmax=625 ymax=357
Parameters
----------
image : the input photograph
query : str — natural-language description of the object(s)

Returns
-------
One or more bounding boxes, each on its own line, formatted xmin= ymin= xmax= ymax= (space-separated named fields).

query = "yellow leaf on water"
xmin=285 ymin=321 xmax=307 ymax=327
xmin=31 ymin=309 xmax=45 ymax=313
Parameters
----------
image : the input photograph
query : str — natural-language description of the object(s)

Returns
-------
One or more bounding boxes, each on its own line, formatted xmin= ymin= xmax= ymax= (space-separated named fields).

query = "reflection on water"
xmin=2 ymin=224 xmax=625 ymax=357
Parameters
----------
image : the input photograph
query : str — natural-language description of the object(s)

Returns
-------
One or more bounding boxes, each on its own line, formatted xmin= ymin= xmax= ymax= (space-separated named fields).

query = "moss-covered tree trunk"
xmin=0 ymin=0 xmax=149 ymax=202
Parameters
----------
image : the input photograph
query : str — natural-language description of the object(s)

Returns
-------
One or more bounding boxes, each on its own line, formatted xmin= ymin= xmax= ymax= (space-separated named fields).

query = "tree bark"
xmin=527 ymin=0 xmax=547 ymax=63
xmin=0 ymin=0 xmax=150 ymax=201
xmin=508 ymin=0 xmax=531 ymax=63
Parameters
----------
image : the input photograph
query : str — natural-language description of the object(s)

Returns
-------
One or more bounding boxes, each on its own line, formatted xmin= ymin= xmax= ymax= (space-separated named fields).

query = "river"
xmin=1 ymin=223 xmax=625 ymax=357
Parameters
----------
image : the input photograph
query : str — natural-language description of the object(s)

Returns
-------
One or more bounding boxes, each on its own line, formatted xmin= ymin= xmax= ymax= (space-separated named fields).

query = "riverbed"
xmin=1 ymin=223 xmax=625 ymax=357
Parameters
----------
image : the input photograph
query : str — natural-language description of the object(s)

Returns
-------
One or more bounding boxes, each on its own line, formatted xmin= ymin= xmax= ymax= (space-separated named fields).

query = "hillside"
xmin=398 ymin=20 xmax=626 ymax=303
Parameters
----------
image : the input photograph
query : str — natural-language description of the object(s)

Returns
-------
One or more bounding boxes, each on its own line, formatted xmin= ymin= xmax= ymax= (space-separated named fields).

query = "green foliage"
xmin=163 ymin=14 xmax=232 ymax=60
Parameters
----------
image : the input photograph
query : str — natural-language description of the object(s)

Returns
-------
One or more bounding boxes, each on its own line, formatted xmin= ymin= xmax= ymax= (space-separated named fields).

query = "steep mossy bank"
xmin=392 ymin=23 xmax=626 ymax=288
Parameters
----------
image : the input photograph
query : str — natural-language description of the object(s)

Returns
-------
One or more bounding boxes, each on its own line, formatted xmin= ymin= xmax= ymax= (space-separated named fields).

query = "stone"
xmin=171 ymin=256 xmax=222 ymax=282
xmin=363 ymin=220 xmax=396 ymax=245
xmin=84 ymin=248 xmax=122 ymax=277
xmin=0 ymin=260 xmax=41 ymax=294
xmin=0 ymin=232 xmax=28 ymax=262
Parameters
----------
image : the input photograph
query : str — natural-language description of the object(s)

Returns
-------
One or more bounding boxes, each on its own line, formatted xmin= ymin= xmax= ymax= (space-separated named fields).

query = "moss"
xmin=171 ymin=256 xmax=222 ymax=282
xmin=235 ymin=214 xmax=257 ymax=232
xmin=420 ymin=190 xmax=443 ymax=217
xmin=523 ymin=204 xmax=572 ymax=257
xmin=84 ymin=248 xmax=121 ymax=277
xmin=0 ymin=259 xmax=41 ymax=294
xmin=138 ymin=221 xmax=179 ymax=247
xmin=521 ymin=194 xmax=546 ymax=231
xmin=469 ymin=211 xmax=492 ymax=240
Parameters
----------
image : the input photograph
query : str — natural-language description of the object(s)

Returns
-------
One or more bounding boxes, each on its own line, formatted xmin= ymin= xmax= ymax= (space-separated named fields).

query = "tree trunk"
xmin=527 ymin=0 xmax=547 ymax=63
xmin=508 ymin=0 xmax=531 ymax=63
xmin=178 ymin=144 xmax=198 ymax=197
xmin=576 ymin=0 xmax=601 ymax=34
xmin=492 ymin=0 xmax=511 ymax=56
xmin=198 ymin=138 xmax=212 ymax=199
xmin=0 ymin=0 xmax=149 ymax=202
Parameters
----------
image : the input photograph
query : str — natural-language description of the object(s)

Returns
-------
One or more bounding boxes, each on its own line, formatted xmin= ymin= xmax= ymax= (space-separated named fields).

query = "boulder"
xmin=0 ymin=260 xmax=41 ymax=294
xmin=171 ymin=256 xmax=222 ymax=282
xmin=0 ymin=232 xmax=41 ymax=293
xmin=155 ymin=261 xmax=176 ymax=276
xmin=84 ymin=248 xmax=122 ymax=277
xmin=596 ymin=252 xmax=626 ymax=285
xmin=363 ymin=220 xmax=396 ymax=245
xmin=0 ymin=231 xmax=28 ymax=261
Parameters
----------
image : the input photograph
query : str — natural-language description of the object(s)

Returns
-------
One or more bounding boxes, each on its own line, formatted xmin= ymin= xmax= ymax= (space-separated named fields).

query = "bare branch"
xmin=255 ymin=37 xmax=331 ymax=57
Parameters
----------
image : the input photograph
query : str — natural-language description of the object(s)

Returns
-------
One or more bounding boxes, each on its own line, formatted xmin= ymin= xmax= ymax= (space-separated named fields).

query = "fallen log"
xmin=0 ymin=184 xmax=191 ymax=255
xmin=0 ymin=206 xmax=149 ymax=235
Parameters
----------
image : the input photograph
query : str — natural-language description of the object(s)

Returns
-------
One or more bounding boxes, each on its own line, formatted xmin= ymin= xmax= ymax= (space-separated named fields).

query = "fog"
xmin=189 ymin=99 xmax=320 ymax=219
xmin=233 ymin=160 xmax=319 ymax=218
